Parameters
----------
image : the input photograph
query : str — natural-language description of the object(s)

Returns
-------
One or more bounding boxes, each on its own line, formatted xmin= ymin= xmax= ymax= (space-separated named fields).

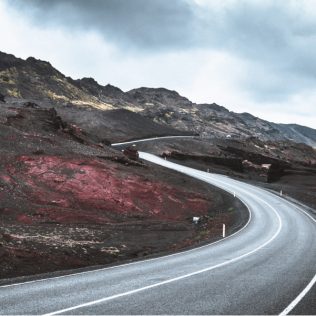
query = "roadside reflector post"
xmin=192 ymin=216 xmax=200 ymax=224
xmin=280 ymin=190 xmax=283 ymax=196
xmin=207 ymin=168 xmax=209 ymax=173
xmin=233 ymin=192 xmax=236 ymax=198
xmin=223 ymin=224 xmax=226 ymax=238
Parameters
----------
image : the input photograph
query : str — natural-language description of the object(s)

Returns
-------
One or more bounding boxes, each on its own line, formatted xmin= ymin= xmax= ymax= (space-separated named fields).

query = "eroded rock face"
xmin=242 ymin=160 xmax=284 ymax=182
xmin=136 ymin=137 xmax=316 ymax=184
xmin=163 ymin=150 xmax=243 ymax=172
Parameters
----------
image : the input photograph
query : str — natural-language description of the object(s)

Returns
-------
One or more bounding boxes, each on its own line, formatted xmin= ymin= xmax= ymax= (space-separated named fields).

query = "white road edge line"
xmin=275 ymin=196 xmax=316 ymax=315
xmin=43 ymin=175 xmax=283 ymax=315
xmin=111 ymin=135 xmax=195 ymax=146
xmin=268 ymin=189 xmax=316 ymax=224
xmin=215 ymin=174 xmax=316 ymax=316
xmin=279 ymin=274 xmax=316 ymax=316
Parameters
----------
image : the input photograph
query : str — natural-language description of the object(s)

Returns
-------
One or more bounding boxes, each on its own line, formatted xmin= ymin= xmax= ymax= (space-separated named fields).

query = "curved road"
xmin=109 ymin=135 xmax=196 ymax=146
xmin=0 ymin=152 xmax=315 ymax=315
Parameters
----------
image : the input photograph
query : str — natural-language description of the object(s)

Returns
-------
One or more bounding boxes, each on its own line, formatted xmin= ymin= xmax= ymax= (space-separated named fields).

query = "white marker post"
xmin=207 ymin=168 xmax=209 ymax=173
xmin=222 ymin=224 xmax=226 ymax=238
xmin=192 ymin=216 xmax=200 ymax=224
xmin=280 ymin=190 xmax=283 ymax=197
xmin=233 ymin=191 xmax=236 ymax=198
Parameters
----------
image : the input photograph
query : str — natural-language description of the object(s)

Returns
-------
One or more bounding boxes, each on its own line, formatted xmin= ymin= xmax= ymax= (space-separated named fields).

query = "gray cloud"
xmin=5 ymin=0 xmax=316 ymax=107
xmin=193 ymin=1 xmax=316 ymax=101
xmin=7 ymin=0 xmax=197 ymax=50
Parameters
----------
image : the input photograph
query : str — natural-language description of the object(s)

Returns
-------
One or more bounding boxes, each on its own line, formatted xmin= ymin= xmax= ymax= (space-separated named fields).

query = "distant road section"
xmin=0 ymin=152 xmax=315 ymax=315
xmin=111 ymin=135 xmax=196 ymax=146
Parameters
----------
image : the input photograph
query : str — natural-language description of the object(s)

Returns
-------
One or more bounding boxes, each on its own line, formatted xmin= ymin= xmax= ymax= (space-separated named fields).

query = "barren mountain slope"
xmin=0 ymin=51 xmax=315 ymax=146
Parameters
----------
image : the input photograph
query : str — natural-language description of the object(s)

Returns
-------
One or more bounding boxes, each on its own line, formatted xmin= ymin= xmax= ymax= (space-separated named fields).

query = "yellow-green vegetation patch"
xmin=7 ymin=88 xmax=21 ymax=98
xmin=47 ymin=90 xmax=70 ymax=102
xmin=0 ymin=69 xmax=17 ymax=85
xmin=124 ymin=105 xmax=144 ymax=112
xmin=71 ymin=99 xmax=114 ymax=110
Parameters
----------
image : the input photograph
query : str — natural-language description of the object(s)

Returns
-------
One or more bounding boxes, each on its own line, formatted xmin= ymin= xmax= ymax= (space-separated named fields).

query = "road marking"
xmin=43 ymin=162 xmax=283 ymax=315
xmin=279 ymin=274 xmax=316 ymax=316
xmin=270 ymin=194 xmax=316 ymax=315
xmin=111 ymin=135 xmax=195 ymax=146
xmin=267 ymin=189 xmax=316 ymax=224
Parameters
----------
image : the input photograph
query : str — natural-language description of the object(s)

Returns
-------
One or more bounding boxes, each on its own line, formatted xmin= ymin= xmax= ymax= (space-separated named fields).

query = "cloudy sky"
xmin=1 ymin=0 xmax=316 ymax=128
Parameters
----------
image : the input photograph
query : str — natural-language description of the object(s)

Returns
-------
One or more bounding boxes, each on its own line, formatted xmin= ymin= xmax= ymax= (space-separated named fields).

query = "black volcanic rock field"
xmin=0 ymin=51 xmax=315 ymax=279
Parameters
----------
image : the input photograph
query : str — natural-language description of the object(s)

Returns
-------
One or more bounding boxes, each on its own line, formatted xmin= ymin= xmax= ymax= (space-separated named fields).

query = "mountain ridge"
xmin=0 ymin=51 xmax=315 ymax=147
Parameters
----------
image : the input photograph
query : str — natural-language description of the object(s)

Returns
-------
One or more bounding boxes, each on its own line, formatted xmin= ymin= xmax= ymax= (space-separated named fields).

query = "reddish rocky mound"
xmin=4 ymin=155 xmax=210 ymax=224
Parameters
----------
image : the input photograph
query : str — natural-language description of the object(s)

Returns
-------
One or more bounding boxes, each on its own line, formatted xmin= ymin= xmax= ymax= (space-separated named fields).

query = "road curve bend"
xmin=0 ymin=153 xmax=315 ymax=315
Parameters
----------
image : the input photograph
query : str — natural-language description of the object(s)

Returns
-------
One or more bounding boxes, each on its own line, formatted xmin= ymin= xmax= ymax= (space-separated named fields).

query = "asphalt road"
xmin=0 ymin=152 xmax=315 ymax=315
xmin=111 ymin=135 xmax=196 ymax=146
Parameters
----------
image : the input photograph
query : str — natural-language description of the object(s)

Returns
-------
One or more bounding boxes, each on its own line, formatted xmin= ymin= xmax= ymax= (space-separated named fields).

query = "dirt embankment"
xmin=0 ymin=104 xmax=247 ymax=280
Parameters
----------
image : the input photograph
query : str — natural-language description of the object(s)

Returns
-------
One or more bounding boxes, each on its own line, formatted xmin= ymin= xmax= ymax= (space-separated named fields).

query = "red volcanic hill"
xmin=0 ymin=102 xmax=243 ymax=279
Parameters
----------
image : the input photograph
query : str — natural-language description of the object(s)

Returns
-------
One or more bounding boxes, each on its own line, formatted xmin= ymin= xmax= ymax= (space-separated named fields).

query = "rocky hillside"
xmin=0 ymin=101 xmax=245 ymax=279
xmin=0 ymin=50 xmax=314 ymax=279
xmin=0 ymin=51 xmax=315 ymax=146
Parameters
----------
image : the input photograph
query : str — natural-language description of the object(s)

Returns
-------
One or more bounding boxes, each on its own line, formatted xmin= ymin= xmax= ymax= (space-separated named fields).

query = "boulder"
xmin=123 ymin=145 xmax=139 ymax=161
xmin=0 ymin=93 xmax=5 ymax=102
